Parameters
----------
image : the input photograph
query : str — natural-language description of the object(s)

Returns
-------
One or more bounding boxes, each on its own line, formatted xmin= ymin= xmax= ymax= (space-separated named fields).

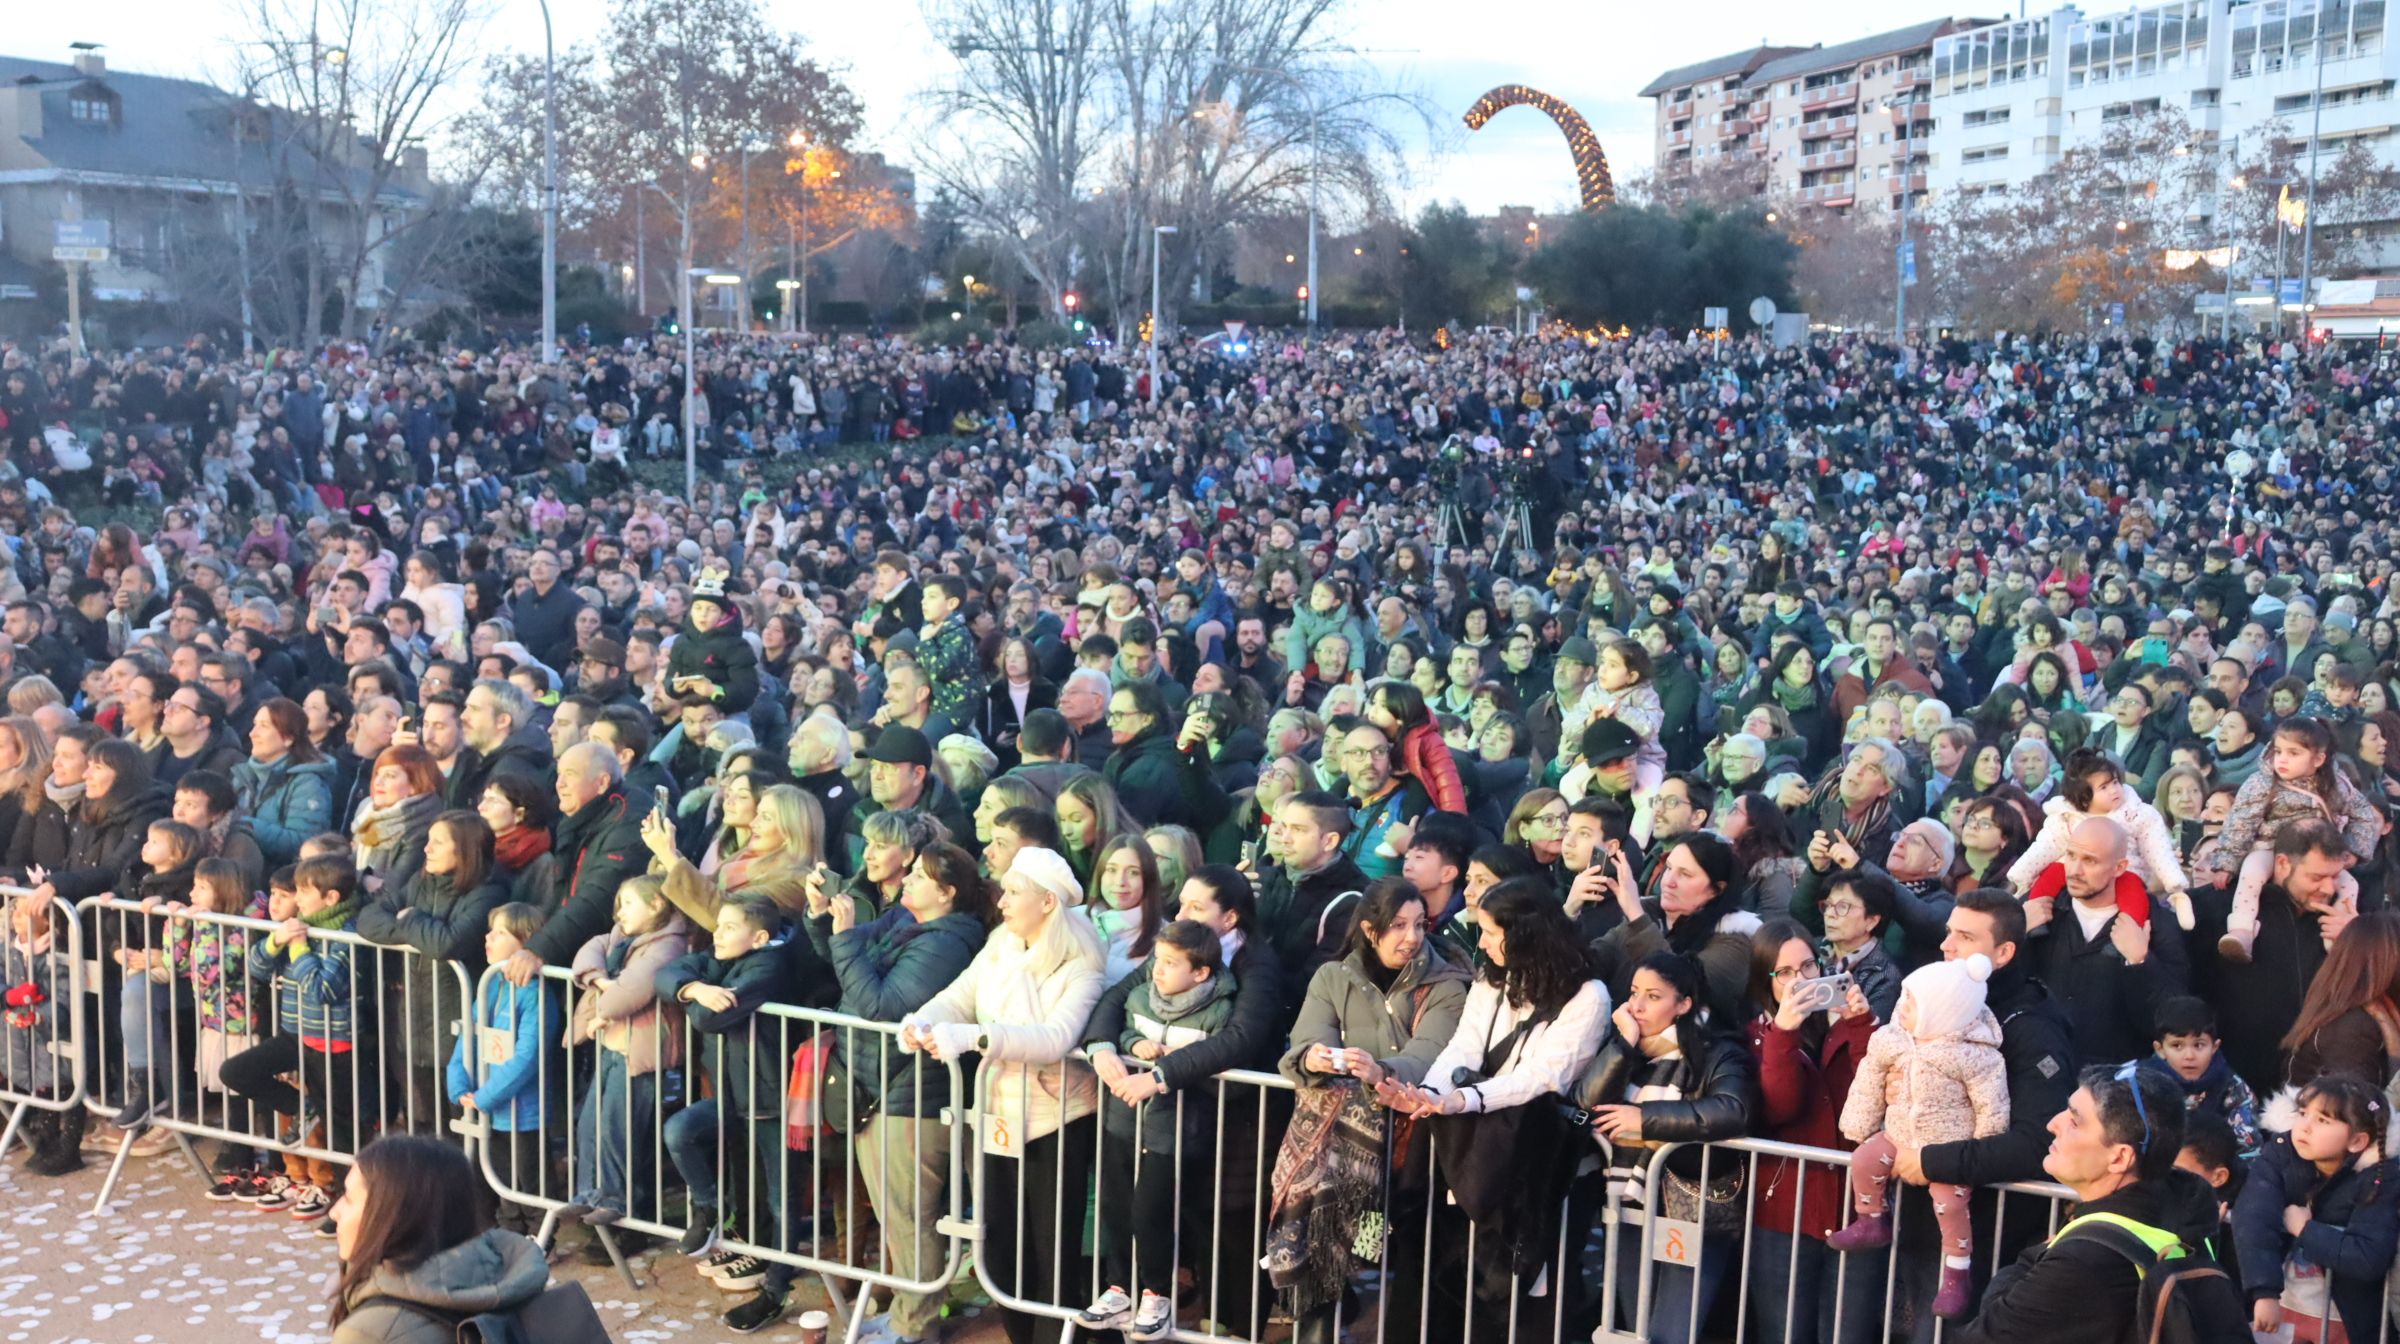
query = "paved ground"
xmin=0 ymin=1135 xmax=1011 ymax=1343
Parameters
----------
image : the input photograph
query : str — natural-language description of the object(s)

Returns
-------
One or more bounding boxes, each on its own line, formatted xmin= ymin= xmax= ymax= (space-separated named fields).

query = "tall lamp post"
xmin=2298 ymin=12 xmax=2331 ymax=336
xmin=1150 ymin=224 xmax=1177 ymax=406
xmin=537 ymin=0 xmax=557 ymax=364
xmin=681 ymin=266 xmax=739 ymax=501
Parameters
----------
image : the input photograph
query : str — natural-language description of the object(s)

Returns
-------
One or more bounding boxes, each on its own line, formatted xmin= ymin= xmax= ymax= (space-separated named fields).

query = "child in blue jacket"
xmin=449 ymin=902 xmax=561 ymax=1234
xmin=2234 ymin=1074 xmax=2400 ymax=1341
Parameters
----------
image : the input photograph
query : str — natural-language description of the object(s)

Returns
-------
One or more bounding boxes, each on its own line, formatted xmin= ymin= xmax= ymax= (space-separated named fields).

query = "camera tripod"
xmin=1435 ymin=498 xmax=1473 ymax=555
xmin=1491 ymin=494 xmax=1538 ymax=566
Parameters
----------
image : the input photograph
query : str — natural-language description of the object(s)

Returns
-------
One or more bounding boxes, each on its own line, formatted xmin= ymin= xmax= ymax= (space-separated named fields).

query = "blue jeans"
xmin=663 ymin=1098 xmax=797 ymax=1295
xmin=1614 ymin=1225 xmax=1733 ymax=1344
xmin=120 ymin=975 xmax=168 ymax=1079
xmin=572 ymin=1049 xmax=656 ymax=1217
xmin=1747 ymin=1227 xmax=1890 ymax=1344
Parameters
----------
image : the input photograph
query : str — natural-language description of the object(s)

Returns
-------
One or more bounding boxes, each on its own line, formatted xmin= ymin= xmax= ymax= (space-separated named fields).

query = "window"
xmin=68 ymin=95 xmax=112 ymax=124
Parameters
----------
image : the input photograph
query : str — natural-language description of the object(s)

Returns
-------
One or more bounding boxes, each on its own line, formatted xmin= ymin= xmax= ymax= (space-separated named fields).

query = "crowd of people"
xmin=5 ymin=316 xmax=2400 ymax=1344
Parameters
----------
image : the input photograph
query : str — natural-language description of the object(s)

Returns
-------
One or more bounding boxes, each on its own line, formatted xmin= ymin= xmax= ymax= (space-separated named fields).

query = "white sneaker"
xmin=1078 ymin=1286 xmax=1134 ymax=1330
xmin=1131 ymin=1291 xmax=1173 ymax=1337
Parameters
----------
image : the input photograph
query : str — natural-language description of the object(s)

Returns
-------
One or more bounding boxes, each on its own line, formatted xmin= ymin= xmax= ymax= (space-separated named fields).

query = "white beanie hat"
xmin=1901 ymin=953 xmax=1993 ymax=1040
xmin=1006 ymin=847 xmax=1085 ymax=909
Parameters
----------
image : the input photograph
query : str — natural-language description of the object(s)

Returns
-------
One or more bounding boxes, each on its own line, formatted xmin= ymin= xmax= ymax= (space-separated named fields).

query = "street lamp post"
xmin=537 ymin=0 xmax=557 ymax=365
xmin=682 ymin=267 xmax=740 ymax=501
xmin=1150 ymin=224 xmax=1177 ymax=406
xmin=2299 ymin=15 xmax=2331 ymax=337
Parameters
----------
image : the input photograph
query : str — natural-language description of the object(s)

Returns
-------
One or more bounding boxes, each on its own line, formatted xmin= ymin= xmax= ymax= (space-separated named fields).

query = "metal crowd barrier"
xmin=0 ymin=886 xmax=86 ymax=1163
xmin=460 ymin=963 xmax=969 ymax=1318
xmin=79 ymin=895 xmax=474 ymax=1217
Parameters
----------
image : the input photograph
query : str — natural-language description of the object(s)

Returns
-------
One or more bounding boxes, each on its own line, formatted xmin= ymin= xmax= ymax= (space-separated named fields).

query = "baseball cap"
xmin=1557 ymin=636 xmax=1599 ymax=666
xmin=1580 ymin=718 xmax=1641 ymax=766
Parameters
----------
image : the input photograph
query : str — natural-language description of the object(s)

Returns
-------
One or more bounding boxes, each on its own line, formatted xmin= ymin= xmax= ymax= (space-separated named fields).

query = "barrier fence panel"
xmin=463 ymin=964 xmax=968 ymax=1315
xmin=79 ymin=895 xmax=473 ymax=1218
xmin=0 ymin=886 xmax=86 ymax=1166
xmin=968 ymin=1056 xmax=1588 ymax=1344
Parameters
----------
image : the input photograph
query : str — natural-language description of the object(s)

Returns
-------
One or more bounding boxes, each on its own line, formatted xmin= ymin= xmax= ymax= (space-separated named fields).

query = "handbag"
xmin=1660 ymin=1161 xmax=1747 ymax=1237
xmin=362 ymin=1280 xmax=612 ymax=1343
xmin=783 ymin=1031 xmax=836 ymax=1150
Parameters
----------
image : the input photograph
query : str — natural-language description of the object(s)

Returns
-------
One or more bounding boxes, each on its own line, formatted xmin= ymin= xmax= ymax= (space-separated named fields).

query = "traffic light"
xmin=1296 ymin=285 xmax=1310 ymax=301
xmin=1063 ymin=291 xmax=1079 ymax=312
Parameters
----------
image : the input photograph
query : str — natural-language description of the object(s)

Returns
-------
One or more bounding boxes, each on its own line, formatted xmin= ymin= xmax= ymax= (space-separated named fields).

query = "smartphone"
xmin=653 ymin=785 xmax=671 ymax=815
xmin=1787 ymin=972 xmax=1856 ymax=1015
xmin=316 ymin=606 xmax=340 ymax=625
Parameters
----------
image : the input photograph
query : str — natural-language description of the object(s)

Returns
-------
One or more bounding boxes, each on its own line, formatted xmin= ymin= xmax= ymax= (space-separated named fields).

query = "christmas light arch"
xmin=1463 ymin=85 xmax=1616 ymax=212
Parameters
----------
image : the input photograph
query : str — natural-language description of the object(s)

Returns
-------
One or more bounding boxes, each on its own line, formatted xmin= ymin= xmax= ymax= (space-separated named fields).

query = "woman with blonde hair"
xmin=1503 ymin=787 xmax=1568 ymax=865
xmin=902 ymin=847 xmax=1104 ymax=1344
xmin=640 ymin=781 xmax=823 ymax=931
xmin=0 ymin=717 xmax=62 ymax=875
xmin=5 ymin=676 xmax=63 ymax=716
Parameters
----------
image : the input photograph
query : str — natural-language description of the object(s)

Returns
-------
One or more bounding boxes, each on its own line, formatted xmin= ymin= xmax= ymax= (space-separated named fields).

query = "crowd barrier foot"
xmin=0 ymin=1099 xmax=28 ymax=1163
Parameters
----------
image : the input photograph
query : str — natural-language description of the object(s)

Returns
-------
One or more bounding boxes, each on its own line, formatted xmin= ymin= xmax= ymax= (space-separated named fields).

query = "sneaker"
xmin=1078 ymin=1286 xmax=1135 ymax=1331
xmin=724 ymin=1290 xmax=790 ymax=1334
xmin=313 ymin=1215 xmax=339 ymax=1240
xmin=697 ymin=1247 xmax=747 ymax=1278
xmin=253 ymin=1177 xmax=300 ymax=1213
xmin=711 ymin=1256 xmax=770 ymax=1292
xmin=206 ymin=1171 xmax=254 ymax=1202
xmin=555 ymin=1201 xmax=596 ymax=1222
xmin=1132 ymin=1291 xmax=1173 ymax=1338
xmin=128 ymin=1127 xmax=179 ymax=1159
xmin=289 ymin=1185 xmax=332 ymax=1220
xmin=583 ymin=1204 xmax=624 ymax=1227
xmin=678 ymin=1205 xmax=720 ymax=1257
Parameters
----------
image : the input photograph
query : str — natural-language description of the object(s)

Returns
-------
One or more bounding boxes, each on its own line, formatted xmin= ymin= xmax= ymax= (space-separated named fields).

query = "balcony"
xmin=1800 ymin=181 xmax=1859 ymax=205
xmin=1667 ymin=127 xmax=1691 ymax=146
xmin=1887 ymin=172 xmax=1929 ymax=193
xmin=1802 ymin=146 xmax=1859 ymax=170
xmin=1801 ymin=80 xmax=1858 ymax=110
xmin=1901 ymin=102 xmax=1934 ymax=123
xmin=1894 ymin=66 xmax=1928 ymax=89
xmin=1803 ymin=112 xmax=1859 ymax=136
xmin=1667 ymin=98 xmax=1694 ymax=119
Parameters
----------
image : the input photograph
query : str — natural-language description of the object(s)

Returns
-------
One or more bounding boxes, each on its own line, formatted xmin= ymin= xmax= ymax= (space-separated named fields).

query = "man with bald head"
xmin=2021 ymin=815 xmax=2190 ymax=1067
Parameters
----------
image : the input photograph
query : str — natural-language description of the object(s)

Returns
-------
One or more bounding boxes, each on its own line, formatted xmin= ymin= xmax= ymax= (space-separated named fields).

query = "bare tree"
xmin=237 ymin=0 xmax=492 ymax=348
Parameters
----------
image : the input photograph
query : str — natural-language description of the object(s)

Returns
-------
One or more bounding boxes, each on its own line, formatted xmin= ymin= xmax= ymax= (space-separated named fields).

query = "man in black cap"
xmin=1577 ymin=717 xmax=1644 ymax=805
xmin=843 ymin=724 xmax=971 ymax=869
xmin=574 ymin=636 xmax=645 ymax=711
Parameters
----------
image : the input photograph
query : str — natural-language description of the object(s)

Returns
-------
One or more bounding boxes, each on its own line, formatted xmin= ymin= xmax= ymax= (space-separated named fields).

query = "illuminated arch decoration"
xmin=1463 ymin=84 xmax=1616 ymax=212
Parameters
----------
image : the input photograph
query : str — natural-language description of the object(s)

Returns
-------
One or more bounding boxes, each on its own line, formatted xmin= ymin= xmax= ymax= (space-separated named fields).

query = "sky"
xmin=10 ymin=0 xmax=2002 ymax=217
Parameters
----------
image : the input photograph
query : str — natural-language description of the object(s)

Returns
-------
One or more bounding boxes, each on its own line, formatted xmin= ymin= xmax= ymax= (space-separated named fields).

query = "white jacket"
xmin=910 ymin=908 xmax=1105 ymax=1155
xmin=2005 ymin=793 xmax=2189 ymax=895
xmin=1421 ymin=979 xmax=1610 ymax=1114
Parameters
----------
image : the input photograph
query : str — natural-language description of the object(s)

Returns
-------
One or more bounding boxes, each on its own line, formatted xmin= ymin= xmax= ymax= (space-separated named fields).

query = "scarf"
xmin=44 ymin=777 xmax=85 ymax=812
xmin=1144 ymin=970 xmax=1232 ymax=1020
xmin=494 ymin=824 xmax=551 ymax=873
xmin=1769 ymin=676 xmax=1818 ymax=714
xmin=1265 ymin=1079 xmax=1395 ymax=1311
xmin=354 ymin=790 xmax=441 ymax=850
xmin=200 ymin=809 xmax=238 ymax=858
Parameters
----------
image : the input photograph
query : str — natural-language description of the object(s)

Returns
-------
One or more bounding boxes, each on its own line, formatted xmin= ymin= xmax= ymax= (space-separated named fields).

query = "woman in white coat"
xmin=901 ymin=846 xmax=1104 ymax=1344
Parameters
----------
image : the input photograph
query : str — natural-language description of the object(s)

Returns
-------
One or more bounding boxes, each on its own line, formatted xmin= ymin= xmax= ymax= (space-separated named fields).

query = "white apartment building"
xmin=1931 ymin=0 xmax=2398 ymax=227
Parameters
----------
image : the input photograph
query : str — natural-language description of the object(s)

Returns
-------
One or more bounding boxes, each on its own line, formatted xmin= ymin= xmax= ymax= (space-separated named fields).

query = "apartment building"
xmin=1645 ymin=20 xmax=1986 ymax=213
xmin=1640 ymin=45 xmax=1809 ymax=181
xmin=1931 ymin=0 xmax=2400 ymax=216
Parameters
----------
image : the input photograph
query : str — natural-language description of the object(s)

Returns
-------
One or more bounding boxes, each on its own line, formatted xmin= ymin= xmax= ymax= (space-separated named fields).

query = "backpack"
xmin=359 ymin=1281 xmax=612 ymax=1344
xmin=2056 ymin=1213 xmax=2254 ymax=1344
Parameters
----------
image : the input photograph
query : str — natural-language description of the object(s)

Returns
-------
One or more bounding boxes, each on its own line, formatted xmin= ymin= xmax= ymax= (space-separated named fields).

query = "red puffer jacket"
xmin=1746 ymin=1009 xmax=1876 ymax=1243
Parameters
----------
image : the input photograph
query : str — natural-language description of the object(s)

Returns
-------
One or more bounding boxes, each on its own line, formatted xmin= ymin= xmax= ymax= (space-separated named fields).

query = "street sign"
xmin=1897 ymin=240 xmax=1918 ymax=287
xmin=2196 ymin=293 xmax=2229 ymax=313
xmin=1748 ymin=296 xmax=1778 ymax=327
xmin=52 ymin=219 xmax=108 ymax=264
xmin=1223 ymin=320 xmax=1246 ymax=341
xmin=2108 ymin=302 xmax=2125 ymax=324
xmin=2281 ymin=278 xmax=2305 ymax=304
xmin=1703 ymin=306 xmax=1728 ymax=329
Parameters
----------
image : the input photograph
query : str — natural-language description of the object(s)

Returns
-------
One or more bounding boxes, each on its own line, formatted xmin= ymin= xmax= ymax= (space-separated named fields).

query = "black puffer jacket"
xmin=51 ymin=785 xmax=171 ymax=901
xmin=667 ymin=606 xmax=760 ymax=713
xmin=1576 ymin=1021 xmax=1756 ymax=1181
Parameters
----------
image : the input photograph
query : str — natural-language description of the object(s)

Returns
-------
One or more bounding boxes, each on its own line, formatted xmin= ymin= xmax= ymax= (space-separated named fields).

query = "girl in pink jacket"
xmin=1825 ymin=954 xmax=2012 ymax=1318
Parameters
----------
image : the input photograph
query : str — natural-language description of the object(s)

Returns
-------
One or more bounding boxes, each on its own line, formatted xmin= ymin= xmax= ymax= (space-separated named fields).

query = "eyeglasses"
xmin=1530 ymin=809 xmax=1569 ymax=827
xmin=1105 ymin=710 xmax=1145 ymax=724
xmin=1770 ymin=962 xmax=1821 ymax=981
xmin=1821 ymin=899 xmax=1864 ymax=917
xmin=2112 ymin=1059 xmax=2154 ymax=1154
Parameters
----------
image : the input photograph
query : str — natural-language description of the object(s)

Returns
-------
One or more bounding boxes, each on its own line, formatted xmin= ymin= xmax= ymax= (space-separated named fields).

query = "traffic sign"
xmin=1703 ymin=307 xmax=1728 ymax=329
xmin=52 ymin=219 xmax=108 ymax=264
xmin=1223 ymin=321 xmax=1246 ymax=341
